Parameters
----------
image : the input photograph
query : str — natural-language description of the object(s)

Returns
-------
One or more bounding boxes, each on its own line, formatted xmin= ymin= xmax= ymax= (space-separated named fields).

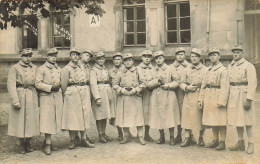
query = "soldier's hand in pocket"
xmin=198 ymin=101 xmax=203 ymax=110
xmin=13 ymin=102 xmax=21 ymax=110
xmin=96 ymin=98 xmax=102 ymax=106
xmin=244 ymin=99 xmax=252 ymax=110
xmin=51 ymin=83 xmax=60 ymax=92
xmin=121 ymin=88 xmax=129 ymax=95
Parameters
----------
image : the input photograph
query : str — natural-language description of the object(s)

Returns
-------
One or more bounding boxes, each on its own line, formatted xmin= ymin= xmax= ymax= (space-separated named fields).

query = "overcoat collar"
xmin=44 ymin=61 xmax=58 ymax=69
xmin=155 ymin=63 xmax=168 ymax=71
xmin=140 ymin=62 xmax=153 ymax=69
xmin=19 ymin=60 xmax=32 ymax=67
xmin=208 ymin=62 xmax=223 ymax=71
xmin=230 ymin=57 xmax=246 ymax=66
xmin=93 ymin=63 xmax=106 ymax=70
xmin=68 ymin=61 xmax=81 ymax=68
xmin=123 ymin=66 xmax=136 ymax=73
xmin=172 ymin=60 xmax=189 ymax=68
xmin=191 ymin=63 xmax=203 ymax=70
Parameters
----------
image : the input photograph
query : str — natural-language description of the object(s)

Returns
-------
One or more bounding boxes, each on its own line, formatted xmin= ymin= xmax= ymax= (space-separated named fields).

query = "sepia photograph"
xmin=0 ymin=0 xmax=259 ymax=163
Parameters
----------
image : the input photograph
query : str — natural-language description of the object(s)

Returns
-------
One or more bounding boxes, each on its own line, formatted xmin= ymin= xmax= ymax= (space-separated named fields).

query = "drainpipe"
xmin=206 ymin=0 xmax=211 ymax=51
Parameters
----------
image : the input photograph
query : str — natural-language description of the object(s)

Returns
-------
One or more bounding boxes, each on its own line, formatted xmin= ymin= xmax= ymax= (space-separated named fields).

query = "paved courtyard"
xmin=0 ymin=87 xmax=260 ymax=164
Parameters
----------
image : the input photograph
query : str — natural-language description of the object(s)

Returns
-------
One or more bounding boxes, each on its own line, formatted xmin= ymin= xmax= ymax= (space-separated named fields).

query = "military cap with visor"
xmin=21 ymin=48 xmax=33 ymax=56
xmin=141 ymin=50 xmax=153 ymax=56
xmin=70 ymin=48 xmax=81 ymax=55
xmin=123 ymin=53 xmax=134 ymax=60
xmin=208 ymin=48 xmax=220 ymax=56
xmin=113 ymin=52 xmax=123 ymax=58
xmin=231 ymin=45 xmax=243 ymax=52
xmin=95 ymin=51 xmax=105 ymax=58
xmin=47 ymin=48 xmax=58 ymax=56
xmin=175 ymin=47 xmax=185 ymax=54
xmin=191 ymin=48 xmax=202 ymax=57
xmin=153 ymin=50 xmax=164 ymax=58
xmin=83 ymin=49 xmax=94 ymax=57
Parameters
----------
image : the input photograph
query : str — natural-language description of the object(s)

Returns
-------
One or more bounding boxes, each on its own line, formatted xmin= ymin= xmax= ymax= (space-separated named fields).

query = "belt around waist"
xmin=97 ymin=81 xmax=109 ymax=84
xmin=230 ymin=82 xmax=248 ymax=86
xmin=68 ymin=82 xmax=89 ymax=86
xmin=16 ymin=84 xmax=34 ymax=89
xmin=206 ymin=85 xmax=220 ymax=89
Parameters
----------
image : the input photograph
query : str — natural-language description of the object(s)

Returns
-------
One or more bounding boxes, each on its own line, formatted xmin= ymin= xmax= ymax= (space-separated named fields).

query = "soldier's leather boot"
xmin=26 ymin=140 xmax=34 ymax=152
xmin=228 ymin=140 xmax=245 ymax=151
xmin=198 ymin=137 xmax=205 ymax=146
xmin=247 ymin=142 xmax=254 ymax=154
xmin=215 ymin=141 xmax=225 ymax=151
xmin=157 ymin=135 xmax=165 ymax=144
xmin=103 ymin=134 xmax=113 ymax=142
xmin=120 ymin=136 xmax=129 ymax=144
xmin=169 ymin=136 xmax=175 ymax=146
xmin=190 ymin=134 xmax=197 ymax=145
xmin=43 ymin=144 xmax=51 ymax=155
xmin=144 ymin=134 xmax=154 ymax=142
xmin=19 ymin=141 xmax=26 ymax=154
xmin=174 ymin=134 xmax=182 ymax=144
xmin=181 ymin=137 xmax=191 ymax=147
xmin=75 ymin=135 xmax=81 ymax=146
xmin=205 ymin=139 xmax=219 ymax=148
xmin=69 ymin=140 xmax=76 ymax=150
xmin=81 ymin=139 xmax=95 ymax=148
xmin=99 ymin=134 xmax=107 ymax=143
xmin=86 ymin=135 xmax=94 ymax=144
xmin=138 ymin=136 xmax=146 ymax=145
xmin=42 ymin=140 xmax=58 ymax=151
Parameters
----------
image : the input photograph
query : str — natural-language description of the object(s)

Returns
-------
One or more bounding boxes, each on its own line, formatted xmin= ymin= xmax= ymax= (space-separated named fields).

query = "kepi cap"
xmin=82 ymin=49 xmax=94 ymax=57
xmin=153 ymin=50 xmax=164 ymax=58
xmin=21 ymin=48 xmax=33 ymax=56
xmin=123 ymin=53 xmax=133 ymax=60
xmin=231 ymin=45 xmax=243 ymax=52
xmin=47 ymin=48 xmax=58 ymax=55
xmin=175 ymin=47 xmax=185 ymax=54
xmin=141 ymin=50 xmax=152 ymax=56
xmin=112 ymin=52 xmax=123 ymax=58
xmin=208 ymin=48 xmax=220 ymax=56
xmin=70 ymin=48 xmax=81 ymax=55
xmin=95 ymin=51 xmax=105 ymax=58
xmin=191 ymin=48 xmax=202 ymax=56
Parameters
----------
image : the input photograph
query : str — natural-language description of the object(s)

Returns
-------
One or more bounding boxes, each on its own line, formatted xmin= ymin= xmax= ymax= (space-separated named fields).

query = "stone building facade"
xmin=0 ymin=0 xmax=259 ymax=124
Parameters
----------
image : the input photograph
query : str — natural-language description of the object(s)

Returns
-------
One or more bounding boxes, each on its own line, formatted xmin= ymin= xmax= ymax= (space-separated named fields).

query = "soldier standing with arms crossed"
xmin=35 ymin=48 xmax=63 ymax=155
xmin=198 ymin=48 xmax=229 ymax=151
xmin=7 ymin=48 xmax=39 ymax=154
xmin=61 ymin=48 xmax=95 ymax=149
xmin=180 ymin=48 xmax=208 ymax=147
xmin=227 ymin=45 xmax=257 ymax=154
xmin=137 ymin=50 xmax=154 ymax=142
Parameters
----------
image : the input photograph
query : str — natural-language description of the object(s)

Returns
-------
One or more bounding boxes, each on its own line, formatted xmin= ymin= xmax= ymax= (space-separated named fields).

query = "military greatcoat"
xmin=35 ymin=61 xmax=63 ymax=134
xmin=227 ymin=58 xmax=257 ymax=126
xmin=180 ymin=63 xmax=208 ymax=131
xmin=7 ymin=61 xmax=40 ymax=138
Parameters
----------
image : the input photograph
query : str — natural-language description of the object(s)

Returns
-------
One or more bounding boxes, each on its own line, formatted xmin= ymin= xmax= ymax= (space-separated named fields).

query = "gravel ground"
xmin=0 ymin=88 xmax=260 ymax=164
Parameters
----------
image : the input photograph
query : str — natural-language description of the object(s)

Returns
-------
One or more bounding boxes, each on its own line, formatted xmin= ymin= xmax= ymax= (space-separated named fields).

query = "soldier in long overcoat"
xmin=90 ymin=51 xmax=114 ymax=143
xmin=113 ymin=53 xmax=146 ymax=145
xmin=61 ymin=48 xmax=95 ymax=149
xmin=35 ymin=48 xmax=63 ymax=155
xmin=147 ymin=50 xmax=180 ymax=145
xmin=170 ymin=47 xmax=195 ymax=144
xmin=198 ymin=48 xmax=229 ymax=151
xmin=227 ymin=45 xmax=257 ymax=154
xmin=179 ymin=48 xmax=208 ymax=147
xmin=7 ymin=48 xmax=39 ymax=154
xmin=137 ymin=50 xmax=154 ymax=142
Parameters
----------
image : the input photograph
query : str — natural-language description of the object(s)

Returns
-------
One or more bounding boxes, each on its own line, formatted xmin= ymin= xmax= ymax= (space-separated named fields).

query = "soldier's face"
xmin=81 ymin=53 xmax=91 ymax=63
xmin=21 ymin=54 xmax=32 ymax=64
xmin=47 ymin=54 xmax=57 ymax=64
xmin=70 ymin=52 xmax=80 ymax=63
xmin=209 ymin=52 xmax=220 ymax=63
xmin=124 ymin=58 xmax=134 ymax=68
xmin=96 ymin=56 xmax=105 ymax=66
xmin=175 ymin=52 xmax=185 ymax=62
xmin=232 ymin=50 xmax=243 ymax=61
xmin=141 ymin=55 xmax=152 ymax=65
xmin=113 ymin=56 xmax=123 ymax=67
xmin=190 ymin=53 xmax=201 ymax=65
xmin=155 ymin=56 xmax=165 ymax=66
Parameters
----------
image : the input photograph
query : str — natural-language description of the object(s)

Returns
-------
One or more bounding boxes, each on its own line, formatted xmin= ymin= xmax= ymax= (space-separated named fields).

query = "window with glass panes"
xmin=52 ymin=10 xmax=71 ymax=48
xmin=165 ymin=1 xmax=191 ymax=45
xmin=123 ymin=0 xmax=146 ymax=46
xmin=21 ymin=9 xmax=38 ymax=49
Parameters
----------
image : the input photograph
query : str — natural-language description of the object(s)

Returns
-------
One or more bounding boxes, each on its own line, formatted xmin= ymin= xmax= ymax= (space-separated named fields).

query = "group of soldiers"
xmin=7 ymin=45 xmax=257 ymax=155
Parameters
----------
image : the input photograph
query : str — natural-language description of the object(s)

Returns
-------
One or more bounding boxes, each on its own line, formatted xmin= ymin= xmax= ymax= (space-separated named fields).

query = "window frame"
xmin=164 ymin=1 xmax=191 ymax=46
xmin=123 ymin=1 xmax=146 ymax=47
xmin=50 ymin=8 xmax=71 ymax=49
